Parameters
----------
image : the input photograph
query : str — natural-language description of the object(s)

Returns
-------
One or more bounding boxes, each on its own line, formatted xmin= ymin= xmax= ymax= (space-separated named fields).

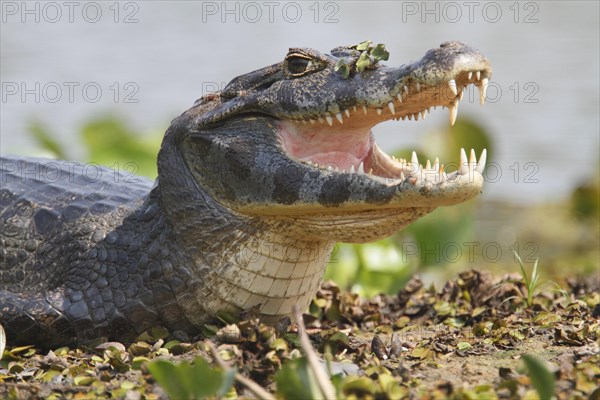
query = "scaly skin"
xmin=0 ymin=41 xmax=492 ymax=346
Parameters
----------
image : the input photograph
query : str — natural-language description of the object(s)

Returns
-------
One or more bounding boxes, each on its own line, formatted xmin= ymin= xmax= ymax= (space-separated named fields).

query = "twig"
xmin=293 ymin=305 xmax=337 ymax=400
xmin=207 ymin=340 xmax=276 ymax=400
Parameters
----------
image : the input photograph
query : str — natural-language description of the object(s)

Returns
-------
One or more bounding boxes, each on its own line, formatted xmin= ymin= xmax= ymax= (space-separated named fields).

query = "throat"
xmin=194 ymin=227 xmax=334 ymax=322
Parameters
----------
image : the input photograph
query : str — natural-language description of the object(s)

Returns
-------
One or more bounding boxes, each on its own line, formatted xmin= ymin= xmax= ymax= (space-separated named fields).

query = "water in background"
xmin=1 ymin=1 xmax=598 ymax=204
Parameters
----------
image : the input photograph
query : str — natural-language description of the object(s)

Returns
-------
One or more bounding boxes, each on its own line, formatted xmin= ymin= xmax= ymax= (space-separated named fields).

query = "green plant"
xmin=511 ymin=250 xmax=567 ymax=307
xmin=513 ymin=250 xmax=542 ymax=307
xmin=147 ymin=357 xmax=235 ymax=399
xmin=522 ymin=355 xmax=556 ymax=399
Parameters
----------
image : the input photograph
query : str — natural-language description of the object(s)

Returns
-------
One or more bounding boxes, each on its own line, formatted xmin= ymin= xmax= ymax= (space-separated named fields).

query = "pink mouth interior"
xmin=277 ymin=121 xmax=374 ymax=172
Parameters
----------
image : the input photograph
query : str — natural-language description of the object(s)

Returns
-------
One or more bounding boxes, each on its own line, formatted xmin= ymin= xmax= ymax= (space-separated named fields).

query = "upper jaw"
xmin=285 ymin=58 xmax=491 ymax=128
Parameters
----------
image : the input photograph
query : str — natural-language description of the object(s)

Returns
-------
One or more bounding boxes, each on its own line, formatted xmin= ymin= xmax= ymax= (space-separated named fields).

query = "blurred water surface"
xmin=1 ymin=1 xmax=598 ymax=203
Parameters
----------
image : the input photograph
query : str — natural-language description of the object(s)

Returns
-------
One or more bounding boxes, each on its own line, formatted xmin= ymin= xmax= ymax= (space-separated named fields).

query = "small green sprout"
xmin=356 ymin=52 xmax=372 ymax=72
xmin=334 ymin=59 xmax=350 ymax=79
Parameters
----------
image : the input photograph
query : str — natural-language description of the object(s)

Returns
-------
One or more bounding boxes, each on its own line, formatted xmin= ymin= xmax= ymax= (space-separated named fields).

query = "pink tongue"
xmin=304 ymin=152 xmax=362 ymax=171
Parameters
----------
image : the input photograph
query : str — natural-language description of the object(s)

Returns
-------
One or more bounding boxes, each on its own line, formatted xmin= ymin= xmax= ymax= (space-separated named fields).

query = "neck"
xmin=197 ymin=225 xmax=334 ymax=323
xmin=155 ymin=128 xmax=334 ymax=324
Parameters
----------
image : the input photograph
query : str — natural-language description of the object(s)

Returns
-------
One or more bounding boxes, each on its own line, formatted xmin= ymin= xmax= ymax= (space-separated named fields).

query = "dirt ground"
xmin=1 ymin=270 xmax=599 ymax=399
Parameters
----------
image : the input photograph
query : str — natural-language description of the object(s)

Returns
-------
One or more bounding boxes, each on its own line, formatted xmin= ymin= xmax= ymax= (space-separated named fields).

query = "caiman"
xmin=0 ymin=41 xmax=492 ymax=347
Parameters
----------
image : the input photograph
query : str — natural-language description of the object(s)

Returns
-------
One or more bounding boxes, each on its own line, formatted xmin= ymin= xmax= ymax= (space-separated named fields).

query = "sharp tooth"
xmin=327 ymin=165 xmax=333 ymax=171
xmin=449 ymin=101 xmax=458 ymax=126
xmin=352 ymin=105 xmax=357 ymax=112
xmin=476 ymin=149 xmax=487 ymax=173
xmin=469 ymin=148 xmax=477 ymax=164
xmin=460 ymin=148 xmax=468 ymax=165
xmin=318 ymin=117 xmax=324 ymax=123
xmin=363 ymin=105 xmax=368 ymax=114
xmin=388 ymin=102 xmax=395 ymax=115
xmin=479 ymin=78 xmax=489 ymax=105
xmin=425 ymin=160 xmax=431 ymax=169
xmin=350 ymin=165 xmax=355 ymax=173
xmin=433 ymin=158 xmax=439 ymax=171
xmin=448 ymin=79 xmax=458 ymax=96
xmin=420 ymin=110 xmax=427 ymax=120
xmin=404 ymin=85 xmax=409 ymax=93
xmin=415 ymin=82 xmax=421 ymax=92
xmin=476 ymin=71 xmax=481 ymax=80
xmin=376 ymin=108 xmax=383 ymax=115
xmin=468 ymin=71 xmax=473 ymax=80
xmin=335 ymin=113 xmax=343 ymax=124
xmin=439 ymin=163 xmax=444 ymax=174
xmin=368 ymin=169 xmax=373 ymax=175
xmin=458 ymin=88 xmax=464 ymax=101
xmin=459 ymin=148 xmax=469 ymax=175
xmin=344 ymin=109 xmax=351 ymax=118
xmin=325 ymin=115 xmax=333 ymax=126
xmin=309 ymin=119 xmax=316 ymax=124
xmin=397 ymin=93 xmax=403 ymax=103
xmin=358 ymin=162 xmax=364 ymax=174
xmin=411 ymin=151 xmax=419 ymax=165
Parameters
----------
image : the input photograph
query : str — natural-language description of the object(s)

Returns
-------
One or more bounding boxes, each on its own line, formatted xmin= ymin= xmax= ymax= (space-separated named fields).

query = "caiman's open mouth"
xmin=278 ymin=68 xmax=489 ymax=186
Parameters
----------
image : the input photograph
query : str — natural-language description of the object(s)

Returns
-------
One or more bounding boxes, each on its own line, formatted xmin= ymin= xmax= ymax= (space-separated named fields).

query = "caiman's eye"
xmin=285 ymin=53 xmax=319 ymax=77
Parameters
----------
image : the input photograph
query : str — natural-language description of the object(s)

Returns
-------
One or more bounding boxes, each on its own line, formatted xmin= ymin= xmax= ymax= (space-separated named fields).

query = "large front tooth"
xmin=325 ymin=115 xmax=334 ymax=126
xmin=459 ymin=148 xmax=469 ymax=175
xmin=479 ymin=78 xmax=489 ymax=105
xmin=449 ymin=101 xmax=459 ymax=126
xmin=476 ymin=149 xmax=487 ymax=173
xmin=448 ymin=79 xmax=458 ymax=96
xmin=388 ymin=102 xmax=395 ymax=115
xmin=468 ymin=71 xmax=473 ymax=80
xmin=469 ymin=148 xmax=477 ymax=164
xmin=410 ymin=151 xmax=420 ymax=174
xmin=460 ymin=148 xmax=468 ymax=165
xmin=476 ymin=71 xmax=481 ymax=80
xmin=420 ymin=109 xmax=427 ymax=120
xmin=335 ymin=113 xmax=343 ymax=124
xmin=358 ymin=161 xmax=365 ymax=174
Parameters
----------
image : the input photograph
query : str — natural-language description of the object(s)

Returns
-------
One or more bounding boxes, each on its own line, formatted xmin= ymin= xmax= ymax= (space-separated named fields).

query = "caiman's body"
xmin=0 ymin=41 xmax=491 ymax=346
